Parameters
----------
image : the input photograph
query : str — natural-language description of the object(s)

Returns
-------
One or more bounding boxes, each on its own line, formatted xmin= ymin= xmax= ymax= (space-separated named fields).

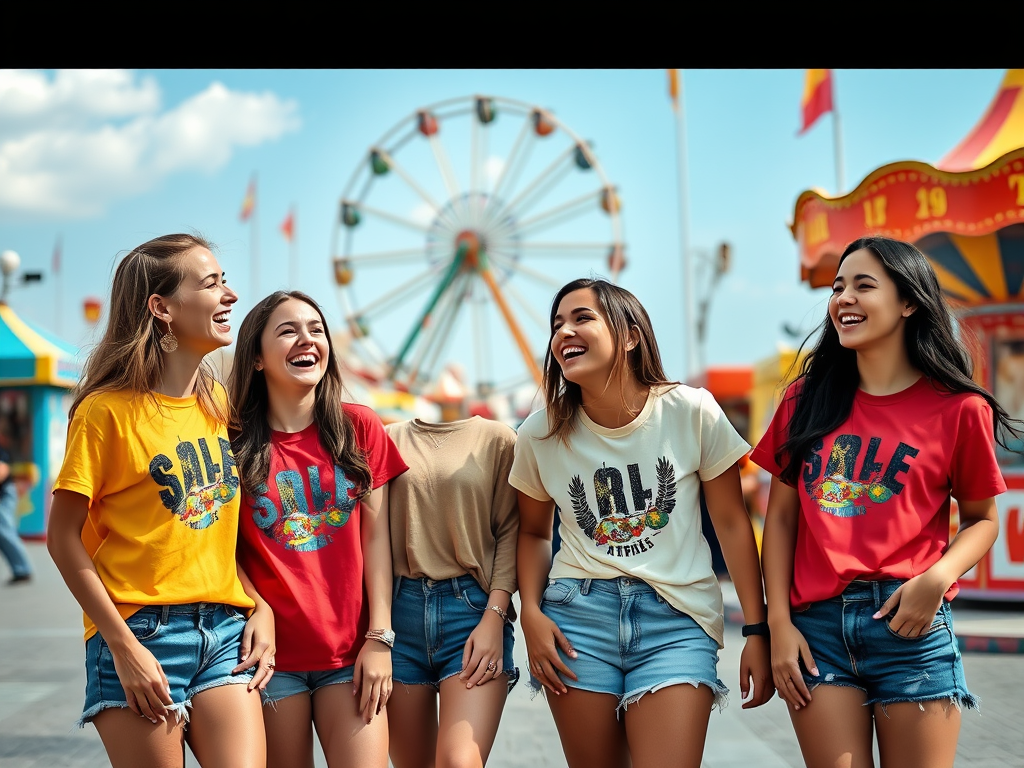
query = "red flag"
xmin=52 ymin=236 xmax=62 ymax=274
xmin=239 ymin=175 xmax=256 ymax=222
xmin=280 ymin=209 xmax=295 ymax=242
xmin=799 ymin=69 xmax=833 ymax=134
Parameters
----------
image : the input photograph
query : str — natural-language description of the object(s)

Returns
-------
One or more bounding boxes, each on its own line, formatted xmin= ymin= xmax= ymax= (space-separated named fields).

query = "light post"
xmin=1 ymin=250 xmax=20 ymax=304
xmin=0 ymin=250 xmax=44 ymax=306
xmin=694 ymin=241 xmax=731 ymax=375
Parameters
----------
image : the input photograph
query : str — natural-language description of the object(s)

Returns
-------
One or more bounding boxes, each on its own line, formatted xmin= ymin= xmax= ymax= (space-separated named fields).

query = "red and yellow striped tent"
xmin=791 ymin=69 xmax=1024 ymax=303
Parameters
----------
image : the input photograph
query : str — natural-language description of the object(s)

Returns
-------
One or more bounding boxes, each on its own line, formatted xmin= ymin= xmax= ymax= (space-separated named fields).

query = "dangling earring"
xmin=159 ymin=321 xmax=178 ymax=353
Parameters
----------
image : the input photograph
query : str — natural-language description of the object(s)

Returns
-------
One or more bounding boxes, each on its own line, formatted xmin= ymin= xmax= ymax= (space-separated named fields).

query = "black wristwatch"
xmin=741 ymin=621 xmax=770 ymax=637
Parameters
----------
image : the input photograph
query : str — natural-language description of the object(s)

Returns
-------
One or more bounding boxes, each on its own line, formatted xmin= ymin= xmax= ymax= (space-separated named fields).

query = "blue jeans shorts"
xmin=533 ymin=577 xmax=728 ymax=713
xmin=81 ymin=603 xmax=254 ymax=727
xmin=262 ymin=665 xmax=355 ymax=706
xmin=790 ymin=579 xmax=978 ymax=711
xmin=391 ymin=574 xmax=519 ymax=691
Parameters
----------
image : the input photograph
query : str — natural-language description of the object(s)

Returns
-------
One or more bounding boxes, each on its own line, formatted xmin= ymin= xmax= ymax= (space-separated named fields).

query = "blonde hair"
xmin=70 ymin=233 xmax=227 ymax=424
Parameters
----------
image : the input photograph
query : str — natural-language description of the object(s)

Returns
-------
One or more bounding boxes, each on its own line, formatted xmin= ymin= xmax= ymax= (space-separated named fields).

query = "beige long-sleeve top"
xmin=385 ymin=416 xmax=519 ymax=596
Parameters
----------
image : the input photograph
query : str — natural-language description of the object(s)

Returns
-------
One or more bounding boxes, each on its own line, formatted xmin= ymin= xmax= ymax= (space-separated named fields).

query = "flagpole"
xmin=54 ymin=235 xmax=63 ymax=338
xmin=289 ymin=207 xmax=298 ymax=289
xmin=672 ymin=70 xmax=697 ymax=382
xmin=832 ymin=75 xmax=845 ymax=194
xmin=251 ymin=175 xmax=260 ymax=301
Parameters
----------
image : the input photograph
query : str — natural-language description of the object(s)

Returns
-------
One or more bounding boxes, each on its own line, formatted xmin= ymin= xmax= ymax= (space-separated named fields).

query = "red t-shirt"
xmin=237 ymin=404 xmax=408 ymax=671
xmin=750 ymin=377 xmax=1005 ymax=610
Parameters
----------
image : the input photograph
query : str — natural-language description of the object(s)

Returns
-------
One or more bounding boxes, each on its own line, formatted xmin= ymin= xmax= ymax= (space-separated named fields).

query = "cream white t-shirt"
xmin=509 ymin=384 xmax=750 ymax=647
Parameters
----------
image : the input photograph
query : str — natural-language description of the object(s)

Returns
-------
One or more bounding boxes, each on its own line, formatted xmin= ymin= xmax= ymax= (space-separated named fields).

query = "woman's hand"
xmin=770 ymin=619 xmax=817 ymax=710
xmin=738 ymin=635 xmax=775 ymax=709
xmin=232 ymin=603 xmax=276 ymax=692
xmin=108 ymin=638 xmax=174 ymax=724
xmin=873 ymin=571 xmax=947 ymax=638
xmin=353 ymin=640 xmax=392 ymax=723
xmin=521 ymin=605 xmax=578 ymax=695
xmin=459 ymin=610 xmax=506 ymax=688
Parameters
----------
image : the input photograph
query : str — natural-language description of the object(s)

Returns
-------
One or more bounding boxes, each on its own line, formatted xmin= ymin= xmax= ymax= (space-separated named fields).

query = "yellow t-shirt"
xmin=53 ymin=387 xmax=254 ymax=640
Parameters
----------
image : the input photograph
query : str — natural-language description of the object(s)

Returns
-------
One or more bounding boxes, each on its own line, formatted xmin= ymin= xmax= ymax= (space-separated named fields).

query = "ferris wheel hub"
xmin=455 ymin=230 xmax=483 ymax=268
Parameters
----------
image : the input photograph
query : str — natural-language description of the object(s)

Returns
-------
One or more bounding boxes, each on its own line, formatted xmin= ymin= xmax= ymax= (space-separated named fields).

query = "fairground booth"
xmin=774 ymin=68 xmax=1024 ymax=599
xmin=0 ymin=304 xmax=79 ymax=539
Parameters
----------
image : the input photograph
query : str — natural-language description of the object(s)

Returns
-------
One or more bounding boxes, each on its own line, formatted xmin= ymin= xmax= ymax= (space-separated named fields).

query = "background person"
xmin=0 ymin=436 xmax=32 ymax=584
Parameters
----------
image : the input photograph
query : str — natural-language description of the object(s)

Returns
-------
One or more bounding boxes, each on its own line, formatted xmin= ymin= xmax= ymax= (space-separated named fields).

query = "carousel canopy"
xmin=791 ymin=69 xmax=1024 ymax=302
xmin=0 ymin=303 xmax=81 ymax=387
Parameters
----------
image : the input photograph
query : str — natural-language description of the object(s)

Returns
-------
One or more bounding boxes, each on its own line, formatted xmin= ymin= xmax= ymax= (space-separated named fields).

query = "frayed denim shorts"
xmin=531 ymin=577 xmax=727 ymax=713
xmin=790 ymin=579 xmax=978 ymax=712
xmin=262 ymin=665 xmax=354 ymax=705
xmin=391 ymin=574 xmax=518 ymax=691
xmin=81 ymin=603 xmax=254 ymax=727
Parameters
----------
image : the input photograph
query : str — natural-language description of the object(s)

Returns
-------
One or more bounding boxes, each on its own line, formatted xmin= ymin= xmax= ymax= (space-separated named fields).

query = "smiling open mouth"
xmin=839 ymin=314 xmax=864 ymax=327
xmin=213 ymin=311 xmax=231 ymax=324
xmin=289 ymin=354 xmax=318 ymax=368
xmin=562 ymin=346 xmax=586 ymax=360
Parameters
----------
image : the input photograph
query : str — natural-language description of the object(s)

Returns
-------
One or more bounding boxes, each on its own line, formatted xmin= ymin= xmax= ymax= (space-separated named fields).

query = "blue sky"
xmin=0 ymin=68 xmax=1008 ymax=395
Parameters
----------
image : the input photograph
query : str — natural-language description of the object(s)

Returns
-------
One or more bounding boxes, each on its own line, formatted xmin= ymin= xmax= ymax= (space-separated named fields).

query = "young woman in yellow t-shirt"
xmin=48 ymin=233 xmax=275 ymax=768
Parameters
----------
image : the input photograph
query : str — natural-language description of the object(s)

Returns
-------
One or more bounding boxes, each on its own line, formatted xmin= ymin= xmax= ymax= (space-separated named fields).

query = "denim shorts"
xmin=391 ymin=574 xmax=518 ymax=691
xmin=81 ymin=603 xmax=254 ymax=727
xmin=262 ymin=665 xmax=355 ymax=705
xmin=790 ymin=579 xmax=978 ymax=711
xmin=533 ymin=577 xmax=727 ymax=713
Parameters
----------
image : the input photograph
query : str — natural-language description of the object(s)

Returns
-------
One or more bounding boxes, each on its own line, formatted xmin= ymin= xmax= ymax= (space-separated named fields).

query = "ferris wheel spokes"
xmin=367 ymin=148 xmax=455 ymax=228
xmin=501 ymin=278 xmax=551 ymax=332
xmin=426 ymin=133 xmax=462 ymax=205
xmin=487 ymin=251 xmax=563 ymax=290
xmin=487 ymin=143 xmax=578 ymax=226
xmin=347 ymin=260 xmax=450 ymax=324
xmin=340 ymin=247 xmax=431 ymax=264
xmin=513 ymin=189 xmax=607 ymax=238
xmin=471 ymin=294 xmax=494 ymax=395
xmin=403 ymin=270 xmax=470 ymax=388
xmin=486 ymin=121 xmax=538 ymax=211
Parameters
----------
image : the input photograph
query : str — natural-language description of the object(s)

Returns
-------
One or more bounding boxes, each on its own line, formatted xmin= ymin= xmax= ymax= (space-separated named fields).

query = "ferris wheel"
xmin=331 ymin=94 xmax=626 ymax=397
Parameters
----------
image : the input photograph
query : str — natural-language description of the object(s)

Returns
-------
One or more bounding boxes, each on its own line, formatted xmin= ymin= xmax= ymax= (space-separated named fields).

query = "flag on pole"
xmin=52 ymin=235 xmax=62 ymax=274
xmin=239 ymin=176 xmax=256 ymax=222
xmin=799 ymin=69 xmax=834 ymax=134
xmin=280 ymin=208 xmax=295 ymax=241
xmin=667 ymin=69 xmax=679 ymax=109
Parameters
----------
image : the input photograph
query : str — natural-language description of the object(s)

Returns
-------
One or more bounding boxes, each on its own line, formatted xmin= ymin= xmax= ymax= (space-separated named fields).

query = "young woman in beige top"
xmin=384 ymin=415 xmax=520 ymax=768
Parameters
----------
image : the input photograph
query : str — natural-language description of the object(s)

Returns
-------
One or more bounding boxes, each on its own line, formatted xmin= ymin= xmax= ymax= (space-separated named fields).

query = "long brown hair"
xmin=542 ymin=278 xmax=677 ymax=444
xmin=227 ymin=291 xmax=372 ymax=497
xmin=70 ymin=233 xmax=227 ymax=424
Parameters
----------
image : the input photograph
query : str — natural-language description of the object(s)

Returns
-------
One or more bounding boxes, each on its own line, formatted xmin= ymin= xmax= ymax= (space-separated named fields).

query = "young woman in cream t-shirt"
xmin=510 ymin=278 xmax=774 ymax=768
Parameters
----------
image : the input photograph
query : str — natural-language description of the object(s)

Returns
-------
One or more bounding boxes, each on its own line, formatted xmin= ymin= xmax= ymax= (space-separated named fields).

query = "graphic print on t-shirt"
xmin=803 ymin=434 xmax=919 ymax=517
xmin=568 ymin=457 xmax=676 ymax=555
xmin=249 ymin=464 xmax=356 ymax=551
xmin=149 ymin=436 xmax=239 ymax=529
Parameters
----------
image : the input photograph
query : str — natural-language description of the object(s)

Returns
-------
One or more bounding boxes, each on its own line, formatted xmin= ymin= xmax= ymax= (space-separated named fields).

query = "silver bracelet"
xmin=486 ymin=605 xmax=510 ymax=624
xmin=365 ymin=628 xmax=395 ymax=648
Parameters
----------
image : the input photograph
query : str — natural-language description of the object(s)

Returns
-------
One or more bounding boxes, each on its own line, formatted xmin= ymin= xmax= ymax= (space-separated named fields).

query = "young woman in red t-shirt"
xmin=753 ymin=236 xmax=1021 ymax=768
xmin=228 ymin=291 xmax=408 ymax=768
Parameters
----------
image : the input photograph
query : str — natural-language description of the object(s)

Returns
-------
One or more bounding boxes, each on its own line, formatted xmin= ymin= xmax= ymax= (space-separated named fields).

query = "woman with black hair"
xmin=752 ymin=236 xmax=1019 ymax=768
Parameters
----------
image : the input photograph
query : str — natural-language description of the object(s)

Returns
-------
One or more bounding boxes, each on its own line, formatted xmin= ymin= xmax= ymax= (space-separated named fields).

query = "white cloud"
xmin=0 ymin=70 xmax=300 ymax=218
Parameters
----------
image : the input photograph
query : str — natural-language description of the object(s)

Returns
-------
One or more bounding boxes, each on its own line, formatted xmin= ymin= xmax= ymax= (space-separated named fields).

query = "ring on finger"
xmin=486 ymin=660 xmax=497 ymax=672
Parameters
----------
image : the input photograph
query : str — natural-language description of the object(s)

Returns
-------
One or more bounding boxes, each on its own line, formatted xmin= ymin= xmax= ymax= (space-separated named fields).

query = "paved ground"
xmin=2 ymin=544 xmax=1022 ymax=767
